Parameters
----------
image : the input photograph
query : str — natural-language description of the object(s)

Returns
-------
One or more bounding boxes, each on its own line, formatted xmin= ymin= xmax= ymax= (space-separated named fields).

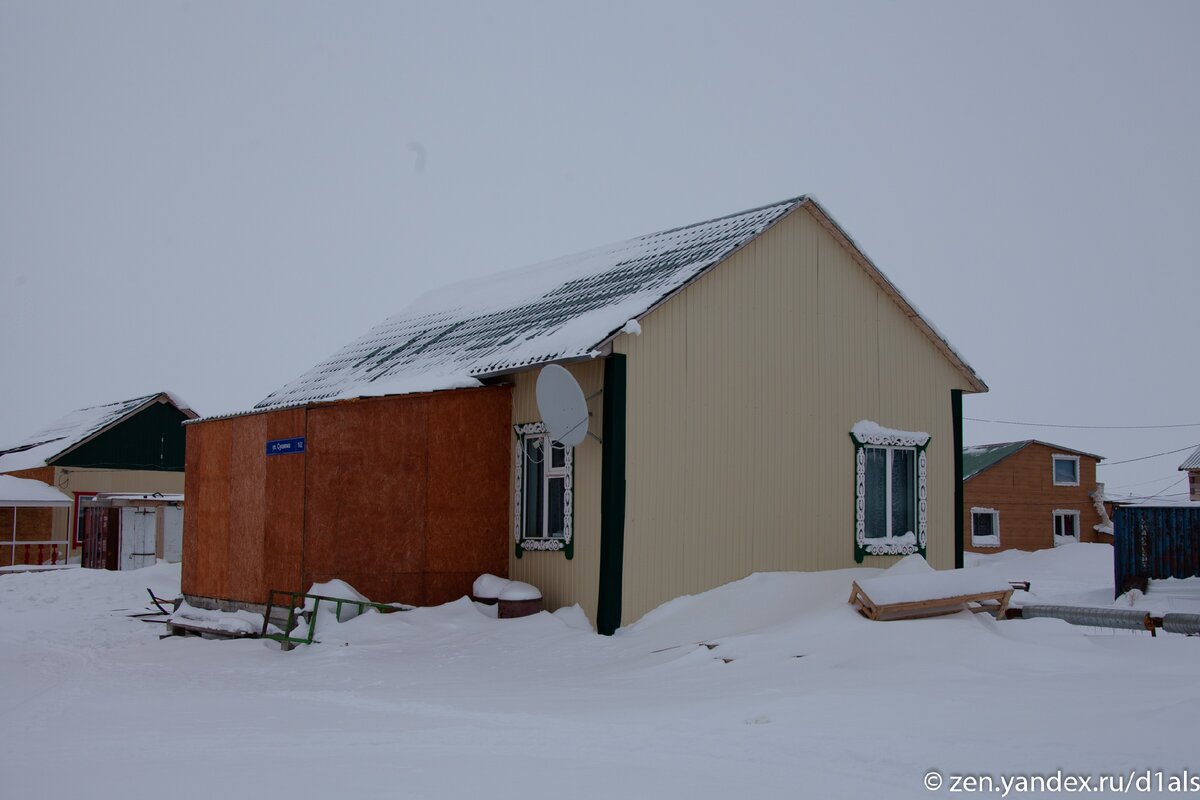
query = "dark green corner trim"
xmin=952 ymin=389 xmax=965 ymax=569
xmin=596 ymin=354 xmax=627 ymax=636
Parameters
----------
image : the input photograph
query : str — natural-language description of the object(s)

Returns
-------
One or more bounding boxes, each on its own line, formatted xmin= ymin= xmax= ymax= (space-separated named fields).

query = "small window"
xmin=1052 ymin=455 xmax=1080 ymax=486
xmin=970 ymin=508 xmax=1001 ymax=548
xmin=1053 ymin=510 xmax=1080 ymax=545
xmin=514 ymin=422 xmax=573 ymax=557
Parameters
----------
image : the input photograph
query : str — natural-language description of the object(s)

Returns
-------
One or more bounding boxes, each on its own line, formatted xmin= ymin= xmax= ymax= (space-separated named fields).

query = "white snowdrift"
xmin=2 ymin=548 xmax=1199 ymax=800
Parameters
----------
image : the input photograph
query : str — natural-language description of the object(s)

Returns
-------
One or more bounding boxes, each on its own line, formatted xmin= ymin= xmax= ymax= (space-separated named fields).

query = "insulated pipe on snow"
xmin=1017 ymin=605 xmax=1154 ymax=632
xmin=1161 ymin=613 xmax=1200 ymax=635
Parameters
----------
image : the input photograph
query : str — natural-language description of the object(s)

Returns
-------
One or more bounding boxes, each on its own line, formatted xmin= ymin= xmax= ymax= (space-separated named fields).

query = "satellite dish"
xmin=536 ymin=364 xmax=589 ymax=447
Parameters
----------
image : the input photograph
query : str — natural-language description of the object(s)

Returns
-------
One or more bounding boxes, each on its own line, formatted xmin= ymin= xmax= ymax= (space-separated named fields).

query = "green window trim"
xmin=513 ymin=422 xmax=574 ymax=559
xmin=851 ymin=422 xmax=930 ymax=563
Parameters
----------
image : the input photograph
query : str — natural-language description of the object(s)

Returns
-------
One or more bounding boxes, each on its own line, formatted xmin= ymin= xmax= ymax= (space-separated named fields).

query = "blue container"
xmin=1113 ymin=505 xmax=1200 ymax=597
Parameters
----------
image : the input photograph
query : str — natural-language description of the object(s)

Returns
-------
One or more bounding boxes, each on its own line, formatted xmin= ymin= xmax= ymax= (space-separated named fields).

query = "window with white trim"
xmin=970 ymin=508 xmax=1001 ymax=547
xmin=513 ymin=422 xmax=573 ymax=557
xmin=1053 ymin=509 xmax=1080 ymax=545
xmin=850 ymin=422 xmax=929 ymax=562
xmin=1052 ymin=454 xmax=1080 ymax=486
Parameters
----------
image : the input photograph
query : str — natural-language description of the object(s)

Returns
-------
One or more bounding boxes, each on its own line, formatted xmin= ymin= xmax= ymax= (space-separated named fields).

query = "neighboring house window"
xmin=971 ymin=508 xmax=1001 ymax=548
xmin=1053 ymin=510 xmax=1080 ymax=545
xmin=513 ymin=422 xmax=573 ymax=558
xmin=850 ymin=421 xmax=930 ymax=562
xmin=1052 ymin=454 xmax=1080 ymax=486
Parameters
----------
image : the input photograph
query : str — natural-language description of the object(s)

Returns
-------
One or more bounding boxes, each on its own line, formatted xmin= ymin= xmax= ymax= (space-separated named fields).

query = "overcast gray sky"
xmin=2 ymin=2 xmax=1197 ymax=498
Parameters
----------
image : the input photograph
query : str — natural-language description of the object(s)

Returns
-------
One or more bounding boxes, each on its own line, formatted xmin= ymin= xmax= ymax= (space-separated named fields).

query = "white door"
xmin=161 ymin=506 xmax=183 ymax=563
xmin=119 ymin=508 xmax=156 ymax=570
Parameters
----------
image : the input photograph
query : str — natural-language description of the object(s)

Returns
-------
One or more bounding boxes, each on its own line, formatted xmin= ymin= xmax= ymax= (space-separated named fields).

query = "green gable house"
xmin=0 ymin=392 xmax=196 ymax=567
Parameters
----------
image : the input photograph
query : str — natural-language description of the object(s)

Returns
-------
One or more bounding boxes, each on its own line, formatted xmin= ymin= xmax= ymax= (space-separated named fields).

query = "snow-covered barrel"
xmin=471 ymin=573 xmax=509 ymax=606
xmin=497 ymin=581 xmax=543 ymax=618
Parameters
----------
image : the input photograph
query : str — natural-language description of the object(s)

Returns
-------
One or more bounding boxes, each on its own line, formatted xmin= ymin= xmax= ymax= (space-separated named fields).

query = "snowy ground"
xmin=1 ymin=544 xmax=1196 ymax=799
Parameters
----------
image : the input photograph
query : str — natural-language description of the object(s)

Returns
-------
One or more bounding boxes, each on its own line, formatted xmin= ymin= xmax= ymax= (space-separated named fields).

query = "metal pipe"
xmin=1017 ymin=604 xmax=1154 ymax=631
xmin=1161 ymin=613 xmax=1200 ymax=635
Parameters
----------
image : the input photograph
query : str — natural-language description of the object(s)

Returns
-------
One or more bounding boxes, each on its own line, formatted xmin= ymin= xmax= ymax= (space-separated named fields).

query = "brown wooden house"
xmin=962 ymin=440 xmax=1107 ymax=554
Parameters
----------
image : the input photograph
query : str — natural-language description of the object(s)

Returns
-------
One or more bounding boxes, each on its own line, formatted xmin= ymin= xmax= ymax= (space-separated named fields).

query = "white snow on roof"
xmin=0 ymin=474 xmax=74 ymax=507
xmin=0 ymin=392 xmax=195 ymax=474
xmin=254 ymin=199 xmax=805 ymax=411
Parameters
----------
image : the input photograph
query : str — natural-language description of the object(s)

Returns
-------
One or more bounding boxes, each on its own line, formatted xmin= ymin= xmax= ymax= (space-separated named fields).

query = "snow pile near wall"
xmin=965 ymin=542 xmax=1117 ymax=607
xmin=471 ymin=573 xmax=511 ymax=600
xmin=472 ymin=573 xmax=542 ymax=602
xmin=856 ymin=559 xmax=1013 ymax=606
xmin=170 ymin=602 xmax=270 ymax=635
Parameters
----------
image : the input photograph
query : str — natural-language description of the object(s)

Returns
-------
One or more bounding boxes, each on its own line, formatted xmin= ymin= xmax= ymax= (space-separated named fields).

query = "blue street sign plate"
xmin=266 ymin=436 xmax=306 ymax=456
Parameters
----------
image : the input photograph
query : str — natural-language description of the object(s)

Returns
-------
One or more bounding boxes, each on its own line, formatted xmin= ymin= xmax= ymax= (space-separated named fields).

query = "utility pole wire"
xmin=965 ymin=417 xmax=1200 ymax=430
xmin=1100 ymin=443 xmax=1200 ymax=467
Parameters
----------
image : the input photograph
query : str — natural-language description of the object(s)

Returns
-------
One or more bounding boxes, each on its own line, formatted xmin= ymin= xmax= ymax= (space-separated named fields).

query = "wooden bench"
xmin=849 ymin=581 xmax=1013 ymax=621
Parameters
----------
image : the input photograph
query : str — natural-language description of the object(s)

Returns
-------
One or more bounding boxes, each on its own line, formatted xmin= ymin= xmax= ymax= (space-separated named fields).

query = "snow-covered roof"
xmin=239 ymin=195 xmax=985 ymax=415
xmin=0 ymin=474 xmax=74 ymax=507
xmin=0 ymin=392 xmax=197 ymax=474
xmin=1179 ymin=445 xmax=1200 ymax=471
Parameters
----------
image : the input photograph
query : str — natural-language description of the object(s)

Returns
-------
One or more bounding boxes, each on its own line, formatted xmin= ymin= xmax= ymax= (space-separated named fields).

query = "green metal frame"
xmin=260 ymin=589 xmax=406 ymax=647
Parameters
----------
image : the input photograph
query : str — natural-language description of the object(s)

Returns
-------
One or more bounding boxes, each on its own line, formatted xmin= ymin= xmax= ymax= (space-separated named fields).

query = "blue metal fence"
xmin=1113 ymin=505 xmax=1200 ymax=597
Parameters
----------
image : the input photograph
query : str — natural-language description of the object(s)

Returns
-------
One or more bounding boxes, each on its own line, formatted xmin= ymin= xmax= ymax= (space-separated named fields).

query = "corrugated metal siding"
xmin=613 ymin=206 xmax=974 ymax=624
xmin=1113 ymin=505 xmax=1200 ymax=594
xmin=507 ymin=360 xmax=605 ymax=623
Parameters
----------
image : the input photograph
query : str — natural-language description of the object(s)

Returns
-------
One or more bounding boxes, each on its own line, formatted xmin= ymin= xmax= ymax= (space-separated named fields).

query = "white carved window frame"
xmin=513 ymin=422 xmax=573 ymax=552
xmin=851 ymin=422 xmax=929 ymax=560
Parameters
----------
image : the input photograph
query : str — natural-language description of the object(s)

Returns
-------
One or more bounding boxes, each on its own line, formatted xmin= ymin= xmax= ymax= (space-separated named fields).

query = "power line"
xmin=1106 ymin=474 xmax=1184 ymax=490
xmin=1143 ymin=477 xmax=1187 ymax=501
xmin=965 ymin=417 xmax=1200 ymax=430
xmin=1100 ymin=442 xmax=1200 ymax=467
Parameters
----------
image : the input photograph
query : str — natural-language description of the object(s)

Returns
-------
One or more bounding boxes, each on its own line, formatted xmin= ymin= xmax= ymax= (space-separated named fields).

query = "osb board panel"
xmin=302 ymin=387 xmax=511 ymax=606
xmin=227 ymin=414 xmax=268 ymax=602
xmin=425 ymin=387 xmax=511 ymax=575
xmin=304 ymin=396 xmax=429 ymax=585
xmin=5 ymin=466 xmax=55 ymax=483
xmin=263 ymin=409 xmax=306 ymax=595
xmin=0 ymin=507 xmax=59 ymax=567
xmin=0 ymin=506 xmax=55 ymax=538
xmin=963 ymin=442 xmax=1104 ymax=553
xmin=186 ymin=388 xmax=510 ymax=608
xmin=183 ymin=420 xmax=232 ymax=599
xmin=425 ymin=571 xmax=480 ymax=606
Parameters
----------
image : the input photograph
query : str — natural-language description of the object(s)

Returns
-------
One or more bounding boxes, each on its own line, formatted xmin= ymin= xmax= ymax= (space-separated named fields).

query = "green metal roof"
xmin=961 ymin=441 xmax=1031 ymax=480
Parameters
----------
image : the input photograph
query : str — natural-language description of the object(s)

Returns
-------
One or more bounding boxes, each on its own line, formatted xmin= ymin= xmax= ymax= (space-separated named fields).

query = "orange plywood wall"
xmin=183 ymin=408 xmax=306 ymax=604
xmin=184 ymin=387 xmax=511 ymax=608
xmin=303 ymin=386 xmax=512 ymax=606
